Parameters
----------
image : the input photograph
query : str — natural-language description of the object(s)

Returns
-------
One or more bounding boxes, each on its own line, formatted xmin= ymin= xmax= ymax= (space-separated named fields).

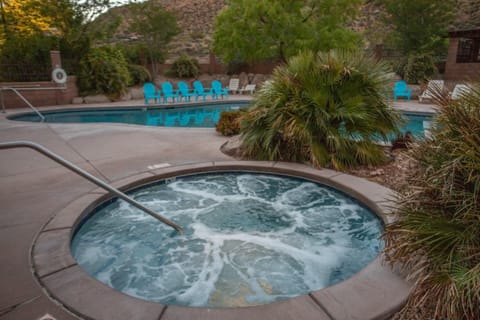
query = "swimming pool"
xmin=8 ymin=102 xmax=433 ymax=138
xmin=9 ymin=102 xmax=251 ymax=128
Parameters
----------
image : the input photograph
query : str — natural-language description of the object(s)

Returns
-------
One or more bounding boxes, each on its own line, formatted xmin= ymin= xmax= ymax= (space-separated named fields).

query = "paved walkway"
xmin=0 ymin=96 xmax=435 ymax=319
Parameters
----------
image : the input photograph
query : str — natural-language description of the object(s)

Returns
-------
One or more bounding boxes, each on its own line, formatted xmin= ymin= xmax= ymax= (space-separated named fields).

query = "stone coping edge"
xmin=32 ymin=161 xmax=410 ymax=320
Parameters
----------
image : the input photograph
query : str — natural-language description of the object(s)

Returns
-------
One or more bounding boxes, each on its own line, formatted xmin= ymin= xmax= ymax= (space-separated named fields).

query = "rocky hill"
xmin=99 ymin=0 xmax=480 ymax=62
xmin=100 ymin=0 xmax=226 ymax=62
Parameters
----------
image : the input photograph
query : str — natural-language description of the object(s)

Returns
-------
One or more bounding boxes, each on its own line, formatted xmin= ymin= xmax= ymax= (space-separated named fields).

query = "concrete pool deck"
xmin=0 ymin=96 xmax=435 ymax=320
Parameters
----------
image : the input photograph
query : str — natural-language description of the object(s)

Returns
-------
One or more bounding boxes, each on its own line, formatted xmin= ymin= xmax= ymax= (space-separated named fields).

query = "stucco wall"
xmin=1 ymin=76 xmax=78 ymax=109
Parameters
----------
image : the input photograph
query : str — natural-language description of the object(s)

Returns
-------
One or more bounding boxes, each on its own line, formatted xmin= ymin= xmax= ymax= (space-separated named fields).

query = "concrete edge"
xmin=32 ymin=161 xmax=410 ymax=320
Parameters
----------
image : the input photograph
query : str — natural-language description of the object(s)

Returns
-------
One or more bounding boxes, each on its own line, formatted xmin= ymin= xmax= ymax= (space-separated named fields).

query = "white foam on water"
xmin=72 ymin=173 xmax=383 ymax=307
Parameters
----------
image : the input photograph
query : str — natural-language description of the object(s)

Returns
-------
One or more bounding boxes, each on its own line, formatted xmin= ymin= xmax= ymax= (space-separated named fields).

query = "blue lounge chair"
xmin=211 ymin=80 xmax=229 ymax=100
xmin=177 ymin=81 xmax=197 ymax=102
xmin=393 ymin=81 xmax=412 ymax=101
xmin=143 ymin=82 xmax=161 ymax=104
xmin=161 ymin=82 xmax=179 ymax=103
xmin=193 ymin=81 xmax=214 ymax=101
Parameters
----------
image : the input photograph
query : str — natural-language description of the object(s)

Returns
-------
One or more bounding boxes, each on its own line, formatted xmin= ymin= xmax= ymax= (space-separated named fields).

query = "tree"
xmin=240 ymin=50 xmax=401 ymax=170
xmin=381 ymin=0 xmax=455 ymax=55
xmin=383 ymin=84 xmax=480 ymax=320
xmin=0 ymin=0 xmax=121 ymax=75
xmin=212 ymin=0 xmax=362 ymax=65
xmin=128 ymin=1 xmax=179 ymax=76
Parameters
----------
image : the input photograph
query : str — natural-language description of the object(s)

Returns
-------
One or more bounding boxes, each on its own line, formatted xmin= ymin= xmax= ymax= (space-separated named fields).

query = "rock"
xmin=83 ymin=94 xmax=111 ymax=104
xmin=72 ymin=97 xmax=84 ymax=104
xmin=239 ymin=72 xmax=249 ymax=88
xmin=220 ymin=135 xmax=244 ymax=159
xmin=252 ymin=74 xmax=267 ymax=86
xmin=120 ymin=90 xmax=133 ymax=101
xmin=130 ymin=87 xmax=144 ymax=100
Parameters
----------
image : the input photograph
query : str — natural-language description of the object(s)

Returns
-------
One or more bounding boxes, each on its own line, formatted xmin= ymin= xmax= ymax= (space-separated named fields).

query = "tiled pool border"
xmin=32 ymin=161 xmax=410 ymax=320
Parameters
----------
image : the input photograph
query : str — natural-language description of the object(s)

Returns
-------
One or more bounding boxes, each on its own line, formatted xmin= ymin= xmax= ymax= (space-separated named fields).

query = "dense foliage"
xmin=0 ymin=0 xmax=119 ymax=80
xmin=380 ymin=0 xmax=455 ymax=55
xmin=170 ymin=55 xmax=200 ymax=78
xmin=127 ymin=64 xmax=151 ymax=86
xmin=77 ymin=46 xmax=130 ymax=98
xmin=216 ymin=110 xmax=246 ymax=136
xmin=241 ymin=50 xmax=400 ymax=169
xmin=384 ymin=84 xmax=480 ymax=320
xmin=212 ymin=0 xmax=362 ymax=64
xmin=404 ymin=53 xmax=438 ymax=84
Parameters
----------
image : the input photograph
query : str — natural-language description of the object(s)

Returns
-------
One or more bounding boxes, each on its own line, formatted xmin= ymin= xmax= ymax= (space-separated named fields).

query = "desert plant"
xmin=77 ymin=46 xmax=130 ymax=98
xmin=171 ymin=55 xmax=200 ymax=78
xmin=404 ymin=53 xmax=438 ymax=84
xmin=240 ymin=50 xmax=401 ymax=169
xmin=127 ymin=64 xmax=152 ymax=86
xmin=384 ymin=84 xmax=480 ymax=320
xmin=216 ymin=109 xmax=247 ymax=136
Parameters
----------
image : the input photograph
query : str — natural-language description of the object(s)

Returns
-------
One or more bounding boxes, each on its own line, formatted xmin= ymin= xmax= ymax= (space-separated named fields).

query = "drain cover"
xmin=37 ymin=314 xmax=56 ymax=320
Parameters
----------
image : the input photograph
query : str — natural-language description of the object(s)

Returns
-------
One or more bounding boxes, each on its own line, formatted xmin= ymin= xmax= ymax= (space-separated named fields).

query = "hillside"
xmin=99 ymin=0 xmax=226 ymax=62
xmin=98 ymin=0 xmax=480 ymax=62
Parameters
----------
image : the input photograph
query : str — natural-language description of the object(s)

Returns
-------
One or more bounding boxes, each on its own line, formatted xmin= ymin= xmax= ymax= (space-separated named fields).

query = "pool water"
xmin=10 ymin=102 xmax=250 ymax=128
xmin=71 ymin=173 xmax=383 ymax=308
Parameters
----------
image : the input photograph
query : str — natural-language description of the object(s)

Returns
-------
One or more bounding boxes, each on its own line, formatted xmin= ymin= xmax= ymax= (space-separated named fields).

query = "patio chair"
xmin=143 ymin=82 xmax=161 ymax=104
xmin=177 ymin=81 xmax=197 ymax=102
xmin=449 ymin=84 xmax=471 ymax=100
xmin=161 ymin=82 xmax=179 ymax=103
xmin=240 ymin=84 xmax=256 ymax=95
xmin=211 ymin=80 xmax=229 ymax=100
xmin=227 ymin=78 xmax=240 ymax=94
xmin=419 ymin=80 xmax=444 ymax=102
xmin=193 ymin=81 xmax=214 ymax=101
xmin=393 ymin=81 xmax=412 ymax=101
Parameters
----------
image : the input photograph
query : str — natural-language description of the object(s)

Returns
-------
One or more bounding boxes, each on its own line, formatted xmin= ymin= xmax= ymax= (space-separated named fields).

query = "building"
xmin=444 ymin=28 xmax=480 ymax=81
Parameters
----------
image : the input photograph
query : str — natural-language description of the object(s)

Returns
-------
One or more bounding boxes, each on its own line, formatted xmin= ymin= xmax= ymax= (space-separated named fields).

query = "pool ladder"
xmin=0 ymin=141 xmax=183 ymax=234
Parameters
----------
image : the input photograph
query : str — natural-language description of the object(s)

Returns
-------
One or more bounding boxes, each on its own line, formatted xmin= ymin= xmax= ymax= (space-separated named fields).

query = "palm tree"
xmin=240 ymin=50 xmax=401 ymax=169
xmin=384 ymin=84 xmax=480 ymax=320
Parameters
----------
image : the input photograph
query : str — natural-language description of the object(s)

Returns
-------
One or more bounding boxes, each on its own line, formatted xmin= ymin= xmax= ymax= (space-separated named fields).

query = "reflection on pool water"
xmin=71 ymin=173 xmax=383 ymax=308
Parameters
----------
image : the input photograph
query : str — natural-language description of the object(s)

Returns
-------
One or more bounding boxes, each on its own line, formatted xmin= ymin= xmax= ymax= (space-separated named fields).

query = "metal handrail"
xmin=0 ymin=87 xmax=45 ymax=121
xmin=0 ymin=141 xmax=183 ymax=234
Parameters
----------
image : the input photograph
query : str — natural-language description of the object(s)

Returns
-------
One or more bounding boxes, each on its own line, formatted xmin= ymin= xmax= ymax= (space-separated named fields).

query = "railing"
xmin=0 ymin=87 xmax=45 ymax=121
xmin=0 ymin=141 xmax=183 ymax=234
xmin=0 ymin=63 xmax=51 ymax=82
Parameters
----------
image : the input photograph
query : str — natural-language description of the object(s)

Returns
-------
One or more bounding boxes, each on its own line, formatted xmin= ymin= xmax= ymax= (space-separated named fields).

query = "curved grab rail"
xmin=0 ymin=141 xmax=183 ymax=234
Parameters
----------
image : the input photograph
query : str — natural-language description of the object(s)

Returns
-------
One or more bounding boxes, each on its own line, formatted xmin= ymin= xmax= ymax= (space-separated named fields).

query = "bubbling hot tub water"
xmin=71 ymin=173 xmax=383 ymax=307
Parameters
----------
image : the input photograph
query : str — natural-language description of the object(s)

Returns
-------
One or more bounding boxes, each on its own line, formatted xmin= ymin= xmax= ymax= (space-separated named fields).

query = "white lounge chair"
xmin=227 ymin=78 xmax=240 ymax=94
xmin=450 ymin=84 xmax=471 ymax=100
xmin=419 ymin=80 xmax=444 ymax=102
xmin=240 ymin=84 xmax=256 ymax=94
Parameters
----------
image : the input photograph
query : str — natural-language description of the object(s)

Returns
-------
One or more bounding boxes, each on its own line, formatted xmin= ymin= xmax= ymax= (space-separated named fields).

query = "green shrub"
xmin=241 ymin=50 xmax=401 ymax=170
xmin=390 ymin=57 xmax=408 ymax=79
xmin=0 ymin=34 xmax=56 ymax=81
xmin=384 ymin=84 xmax=480 ymax=320
xmin=77 ymin=46 xmax=131 ymax=98
xmin=127 ymin=64 xmax=152 ymax=86
xmin=404 ymin=53 xmax=437 ymax=84
xmin=171 ymin=55 xmax=200 ymax=78
xmin=216 ymin=110 xmax=245 ymax=136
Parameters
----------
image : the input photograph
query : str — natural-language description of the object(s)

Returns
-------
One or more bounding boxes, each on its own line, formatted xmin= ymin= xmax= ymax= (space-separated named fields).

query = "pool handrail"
xmin=0 ymin=140 xmax=183 ymax=234
xmin=1 ymin=87 xmax=45 ymax=121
